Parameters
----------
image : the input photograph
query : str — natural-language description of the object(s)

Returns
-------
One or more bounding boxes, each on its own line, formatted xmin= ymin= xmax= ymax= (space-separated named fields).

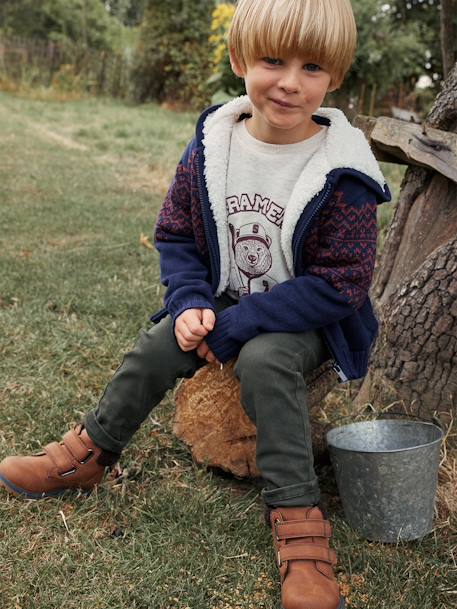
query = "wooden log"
xmin=173 ymin=359 xmax=339 ymax=479
xmin=354 ymin=115 xmax=457 ymax=183
xmin=391 ymin=106 xmax=421 ymax=124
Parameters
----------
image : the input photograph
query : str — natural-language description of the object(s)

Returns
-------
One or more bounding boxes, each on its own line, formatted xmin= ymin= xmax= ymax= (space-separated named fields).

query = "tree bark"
xmin=356 ymin=62 xmax=457 ymax=418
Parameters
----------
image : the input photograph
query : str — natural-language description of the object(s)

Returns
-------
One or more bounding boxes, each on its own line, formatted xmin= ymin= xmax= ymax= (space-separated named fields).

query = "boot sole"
xmin=0 ymin=473 xmax=91 ymax=500
xmin=281 ymin=595 xmax=345 ymax=609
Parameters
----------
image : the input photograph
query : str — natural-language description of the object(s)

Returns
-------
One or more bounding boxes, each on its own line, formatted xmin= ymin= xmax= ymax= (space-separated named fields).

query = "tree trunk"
xmin=440 ymin=0 xmax=456 ymax=80
xmin=356 ymin=62 xmax=457 ymax=419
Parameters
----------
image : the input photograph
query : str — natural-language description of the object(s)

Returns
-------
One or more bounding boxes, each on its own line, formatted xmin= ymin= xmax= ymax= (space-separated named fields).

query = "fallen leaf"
xmin=139 ymin=232 xmax=154 ymax=250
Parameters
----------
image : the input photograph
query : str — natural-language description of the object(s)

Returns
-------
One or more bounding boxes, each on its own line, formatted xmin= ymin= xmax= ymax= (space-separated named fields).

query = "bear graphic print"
xmin=225 ymin=190 xmax=292 ymax=299
xmin=229 ymin=222 xmax=276 ymax=296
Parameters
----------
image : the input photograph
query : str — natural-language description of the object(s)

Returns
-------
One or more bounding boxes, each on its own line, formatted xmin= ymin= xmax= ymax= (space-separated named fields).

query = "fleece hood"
xmin=198 ymin=95 xmax=391 ymax=295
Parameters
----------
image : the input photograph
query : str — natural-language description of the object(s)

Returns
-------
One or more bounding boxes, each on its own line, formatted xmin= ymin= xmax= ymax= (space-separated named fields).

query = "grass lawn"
xmin=0 ymin=91 xmax=455 ymax=609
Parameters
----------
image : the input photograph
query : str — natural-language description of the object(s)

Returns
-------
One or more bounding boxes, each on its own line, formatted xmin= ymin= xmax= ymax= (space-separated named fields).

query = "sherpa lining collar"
xmin=201 ymin=95 xmax=388 ymax=295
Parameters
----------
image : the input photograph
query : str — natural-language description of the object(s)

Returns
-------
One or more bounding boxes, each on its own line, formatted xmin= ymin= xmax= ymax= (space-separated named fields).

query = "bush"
xmin=208 ymin=2 xmax=245 ymax=103
xmin=131 ymin=0 xmax=215 ymax=111
xmin=0 ymin=0 xmax=123 ymax=54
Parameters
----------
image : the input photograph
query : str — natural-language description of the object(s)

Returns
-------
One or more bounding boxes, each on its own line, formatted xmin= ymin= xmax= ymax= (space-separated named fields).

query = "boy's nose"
xmin=277 ymin=69 xmax=301 ymax=93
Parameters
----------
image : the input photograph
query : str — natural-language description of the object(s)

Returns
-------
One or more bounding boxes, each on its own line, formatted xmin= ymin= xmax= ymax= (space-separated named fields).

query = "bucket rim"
xmin=326 ymin=419 xmax=444 ymax=454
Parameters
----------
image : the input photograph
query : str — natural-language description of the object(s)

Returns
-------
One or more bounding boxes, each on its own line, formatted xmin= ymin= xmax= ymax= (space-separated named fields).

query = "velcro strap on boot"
xmin=277 ymin=544 xmax=337 ymax=567
xmin=62 ymin=428 xmax=93 ymax=463
xmin=44 ymin=442 xmax=77 ymax=476
xmin=274 ymin=519 xmax=332 ymax=541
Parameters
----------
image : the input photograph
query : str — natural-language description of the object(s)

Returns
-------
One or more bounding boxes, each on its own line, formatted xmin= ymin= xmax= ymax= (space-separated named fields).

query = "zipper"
xmin=292 ymin=179 xmax=350 ymax=383
xmin=196 ymin=149 xmax=220 ymax=294
xmin=194 ymin=153 xmax=349 ymax=381
xmin=292 ymin=181 xmax=333 ymax=275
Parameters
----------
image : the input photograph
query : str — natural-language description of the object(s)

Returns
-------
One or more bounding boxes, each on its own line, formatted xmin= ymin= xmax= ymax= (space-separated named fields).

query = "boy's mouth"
xmin=270 ymin=98 xmax=297 ymax=108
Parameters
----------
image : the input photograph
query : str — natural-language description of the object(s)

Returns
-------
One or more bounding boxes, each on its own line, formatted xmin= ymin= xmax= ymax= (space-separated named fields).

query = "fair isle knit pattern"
xmin=155 ymin=148 xmax=209 ymax=259
xmin=302 ymin=190 xmax=377 ymax=309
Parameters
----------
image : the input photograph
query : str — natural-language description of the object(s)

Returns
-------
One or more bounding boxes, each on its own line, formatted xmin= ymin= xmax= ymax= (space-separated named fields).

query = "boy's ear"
xmin=229 ymin=49 xmax=245 ymax=78
xmin=327 ymin=78 xmax=340 ymax=94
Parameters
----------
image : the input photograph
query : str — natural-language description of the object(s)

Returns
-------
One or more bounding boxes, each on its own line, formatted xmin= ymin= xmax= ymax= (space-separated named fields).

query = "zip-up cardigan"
xmin=151 ymin=96 xmax=391 ymax=382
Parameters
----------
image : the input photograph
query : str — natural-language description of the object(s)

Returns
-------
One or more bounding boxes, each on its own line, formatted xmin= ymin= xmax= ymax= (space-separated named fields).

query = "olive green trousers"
xmin=84 ymin=294 xmax=330 ymax=507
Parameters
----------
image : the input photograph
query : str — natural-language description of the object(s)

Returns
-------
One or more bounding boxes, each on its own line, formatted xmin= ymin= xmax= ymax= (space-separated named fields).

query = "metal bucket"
xmin=326 ymin=419 xmax=444 ymax=542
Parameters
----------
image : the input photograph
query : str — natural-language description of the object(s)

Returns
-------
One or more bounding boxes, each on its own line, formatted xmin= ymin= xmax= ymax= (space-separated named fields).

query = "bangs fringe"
xmin=229 ymin=0 xmax=357 ymax=87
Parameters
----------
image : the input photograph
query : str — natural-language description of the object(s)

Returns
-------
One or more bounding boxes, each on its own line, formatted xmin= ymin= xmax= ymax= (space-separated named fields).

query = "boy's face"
xmin=230 ymin=52 xmax=336 ymax=145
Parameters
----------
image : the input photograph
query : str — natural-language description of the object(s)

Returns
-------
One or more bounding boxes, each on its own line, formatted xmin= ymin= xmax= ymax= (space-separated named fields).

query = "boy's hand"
xmin=196 ymin=340 xmax=221 ymax=366
xmin=174 ymin=308 xmax=215 ymax=352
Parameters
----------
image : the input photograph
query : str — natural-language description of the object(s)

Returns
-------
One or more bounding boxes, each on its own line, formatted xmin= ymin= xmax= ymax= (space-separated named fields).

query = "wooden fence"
xmin=0 ymin=36 xmax=131 ymax=98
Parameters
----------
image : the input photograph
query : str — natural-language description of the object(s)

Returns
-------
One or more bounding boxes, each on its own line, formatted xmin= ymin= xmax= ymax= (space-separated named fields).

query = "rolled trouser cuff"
xmin=84 ymin=410 xmax=125 ymax=454
xmin=262 ymin=481 xmax=321 ymax=507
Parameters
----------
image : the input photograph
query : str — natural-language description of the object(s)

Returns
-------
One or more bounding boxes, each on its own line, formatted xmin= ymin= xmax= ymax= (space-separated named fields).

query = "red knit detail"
xmin=303 ymin=190 xmax=377 ymax=309
xmin=155 ymin=149 xmax=207 ymax=257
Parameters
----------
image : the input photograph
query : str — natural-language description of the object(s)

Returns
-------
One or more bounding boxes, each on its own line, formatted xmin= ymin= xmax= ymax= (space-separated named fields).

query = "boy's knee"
xmin=235 ymin=331 xmax=329 ymax=381
xmin=235 ymin=334 xmax=289 ymax=380
xmin=124 ymin=319 xmax=201 ymax=383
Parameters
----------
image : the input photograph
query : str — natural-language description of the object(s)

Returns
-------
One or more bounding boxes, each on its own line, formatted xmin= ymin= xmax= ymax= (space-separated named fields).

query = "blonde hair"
xmin=228 ymin=0 xmax=357 ymax=89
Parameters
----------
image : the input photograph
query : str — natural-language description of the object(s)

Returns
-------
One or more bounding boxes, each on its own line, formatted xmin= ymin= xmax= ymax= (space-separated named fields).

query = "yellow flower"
xmin=209 ymin=3 xmax=236 ymax=69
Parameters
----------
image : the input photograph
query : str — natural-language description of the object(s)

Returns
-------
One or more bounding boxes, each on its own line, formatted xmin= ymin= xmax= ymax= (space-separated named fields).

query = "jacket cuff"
xmin=205 ymin=311 xmax=243 ymax=363
xmin=169 ymin=299 xmax=215 ymax=323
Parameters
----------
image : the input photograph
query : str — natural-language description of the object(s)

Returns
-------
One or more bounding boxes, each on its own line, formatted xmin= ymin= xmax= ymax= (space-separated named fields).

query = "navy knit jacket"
xmin=151 ymin=98 xmax=391 ymax=382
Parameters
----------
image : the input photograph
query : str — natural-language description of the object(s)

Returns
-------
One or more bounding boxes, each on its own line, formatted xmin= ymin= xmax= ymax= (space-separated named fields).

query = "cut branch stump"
xmin=354 ymin=115 xmax=457 ymax=183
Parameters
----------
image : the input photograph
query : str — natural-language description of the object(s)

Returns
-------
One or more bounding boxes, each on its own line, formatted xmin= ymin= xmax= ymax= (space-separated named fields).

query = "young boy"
xmin=0 ymin=1 xmax=391 ymax=607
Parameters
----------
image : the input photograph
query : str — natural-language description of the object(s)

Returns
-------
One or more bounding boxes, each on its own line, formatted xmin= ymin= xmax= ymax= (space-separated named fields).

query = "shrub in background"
xmin=0 ymin=0 xmax=123 ymax=54
xmin=208 ymin=2 xmax=244 ymax=103
xmin=131 ymin=0 xmax=215 ymax=110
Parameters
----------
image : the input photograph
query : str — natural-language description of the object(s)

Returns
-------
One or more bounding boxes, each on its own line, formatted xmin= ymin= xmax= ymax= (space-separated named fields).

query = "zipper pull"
xmin=332 ymin=362 xmax=348 ymax=383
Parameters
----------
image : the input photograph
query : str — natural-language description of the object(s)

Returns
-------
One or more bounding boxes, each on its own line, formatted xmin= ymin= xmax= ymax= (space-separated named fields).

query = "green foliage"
xmin=51 ymin=63 xmax=85 ymax=94
xmin=395 ymin=0 xmax=456 ymax=85
xmin=0 ymin=0 xmax=123 ymax=53
xmin=208 ymin=2 xmax=245 ymax=104
xmin=341 ymin=0 xmax=428 ymax=97
xmin=104 ymin=0 xmax=148 ymax=27
xmin=131 ymin=0 xmax=215 ymax=110
xmin=0 ymin=0 xmax=450 ymax=113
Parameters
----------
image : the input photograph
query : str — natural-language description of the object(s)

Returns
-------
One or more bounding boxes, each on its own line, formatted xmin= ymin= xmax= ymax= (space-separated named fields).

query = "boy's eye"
xmin=304 ymin=63 xmax=321 ymax=72
xmin=262 ymin=57 xmax=282 ymax=65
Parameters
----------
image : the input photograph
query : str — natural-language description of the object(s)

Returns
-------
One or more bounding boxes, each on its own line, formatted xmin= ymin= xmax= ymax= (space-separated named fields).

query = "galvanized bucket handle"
xmin=332 ymin=406 xmax=446 ymax=432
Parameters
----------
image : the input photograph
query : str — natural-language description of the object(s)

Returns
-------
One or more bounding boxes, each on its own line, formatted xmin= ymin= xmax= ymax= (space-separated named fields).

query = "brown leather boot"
xmin=0 ymin=425 xmax=108 ymax=499
xmin=270 ymin=506 xmax=345 ymax=609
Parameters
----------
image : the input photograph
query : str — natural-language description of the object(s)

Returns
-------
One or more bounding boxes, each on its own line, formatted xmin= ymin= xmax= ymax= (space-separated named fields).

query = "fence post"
xmin=369 ymin=82 xmax=377 ymax=116
xmin=358 ymin=81 xmax=366 ymax=114
xmin=98 ymin=50 xmax=107 ymax=96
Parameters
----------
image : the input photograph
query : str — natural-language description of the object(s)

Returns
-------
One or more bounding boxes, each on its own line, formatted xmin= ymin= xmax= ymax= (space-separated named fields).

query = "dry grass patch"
xmin=30 ymin=122 xmax=89 ymax=151
xmin=124 ymin=163 xmax=172 ymax=195
xmin=436 ymin=454 xmax=457 ymax=529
